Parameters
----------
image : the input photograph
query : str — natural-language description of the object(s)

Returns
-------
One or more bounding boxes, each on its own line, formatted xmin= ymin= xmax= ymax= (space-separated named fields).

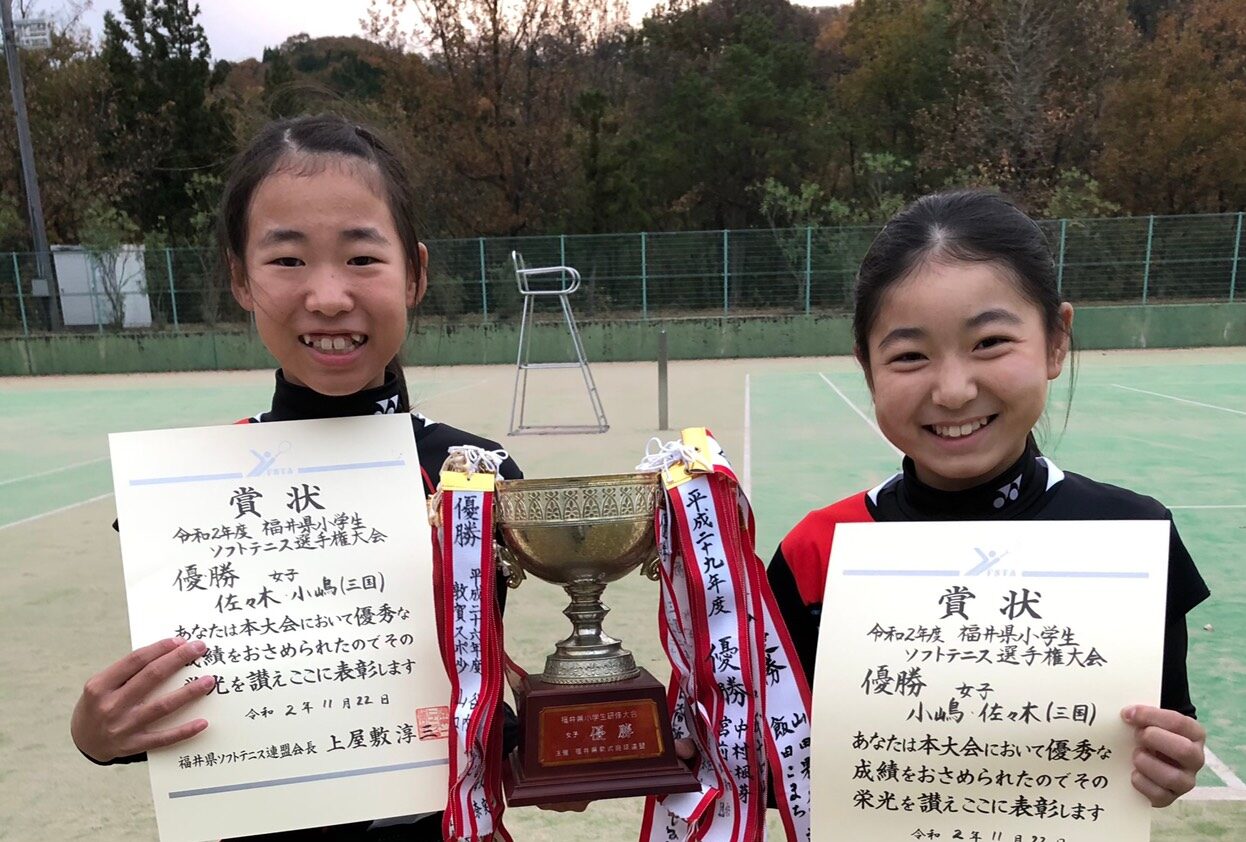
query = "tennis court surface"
xmin=2 ymin=347 xmax=1241 ymax=840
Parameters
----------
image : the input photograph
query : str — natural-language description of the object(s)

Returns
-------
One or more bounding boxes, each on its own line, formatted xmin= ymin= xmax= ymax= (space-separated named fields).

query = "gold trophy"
xmin=494 ymin=472 xmax=699 ymax=805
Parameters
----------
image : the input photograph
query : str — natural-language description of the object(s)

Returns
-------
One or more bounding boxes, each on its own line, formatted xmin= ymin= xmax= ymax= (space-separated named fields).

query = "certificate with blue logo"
xmin=109 ymin=414 xmax=448 ymax=841
xmin=812 ymin=520 xmax=1169 ymax=842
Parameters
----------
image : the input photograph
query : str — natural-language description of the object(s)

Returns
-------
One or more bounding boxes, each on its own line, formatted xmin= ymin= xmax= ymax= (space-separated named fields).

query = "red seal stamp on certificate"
xmin=416 ymin=705 xmax=450 ymax=740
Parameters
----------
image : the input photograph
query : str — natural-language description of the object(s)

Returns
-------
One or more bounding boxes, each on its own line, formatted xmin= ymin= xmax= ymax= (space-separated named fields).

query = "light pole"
xmin=1 ymin=0 xmax=61 ymax=329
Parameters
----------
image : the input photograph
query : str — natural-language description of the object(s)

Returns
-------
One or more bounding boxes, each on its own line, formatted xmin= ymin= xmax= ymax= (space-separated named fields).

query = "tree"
xmin=572 ymin=88 xmax=646 ymax=233
xmin=79 ymin=201 xmax=141 ymax=329
xmin=1042 ymin=169 xmax=1120 ymax=219
xmin=1127 ymin=0 xmax=1183 ymax=38
xmin=100 ymin=0 xmax=233 ymax=239
xmin=258 ymin=34 xmax=389 ymax=118
xmin=261 ymin=44 xmax=298 ymax=117
xmin=623 ymin=0 xmax=827 ymax=230
xmin=831 ymin=0 xmax=952 ymax=197
xmin=0 ymin=193 xmax=24 ymax=251
xmin=366 ymin=0 xmax=626 ymax=235
xmin=918 ymin=0 xmax=1135 ymax=203
xmin=0 ymin=4 xmax=130 ymax=243
xmin=1096 ymin=0 xmax=1246 ymax=213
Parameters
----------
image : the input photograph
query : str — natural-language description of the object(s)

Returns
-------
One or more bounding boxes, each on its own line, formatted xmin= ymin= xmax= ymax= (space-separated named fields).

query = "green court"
xmin=1 ymin=348 xmax=1242 ymax=840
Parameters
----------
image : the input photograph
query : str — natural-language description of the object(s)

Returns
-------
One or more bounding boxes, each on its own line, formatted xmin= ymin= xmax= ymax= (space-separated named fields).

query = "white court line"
xmin=411 ymin=378 xmax=489 ymax=409
xmin=1184 ymin=786 xmax=1246 ymax=801
xmin=1170 ymin=504 xmax=1246 ymax=510
xmin=742 ymin=373 xmax=752 ymax=499
xmin=0 ymin=456 xmax=108 ymax=488
xmin=817 ymin=373 xmax=903 ymax=458
xmin=1206 ymin=746 xmax=1246 ymax=790
xmin=1111 ymin=384 xmax=1246 ymax=417
xmin=0 ymin=492 xmax=114 ymax=532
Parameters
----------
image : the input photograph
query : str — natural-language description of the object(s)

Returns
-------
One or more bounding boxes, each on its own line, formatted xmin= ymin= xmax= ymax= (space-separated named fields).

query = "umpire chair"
xmin=508 ymin=251 xmax=609 ymax=435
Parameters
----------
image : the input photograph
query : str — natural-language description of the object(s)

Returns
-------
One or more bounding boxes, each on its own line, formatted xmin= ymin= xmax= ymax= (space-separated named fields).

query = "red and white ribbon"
xmin=639 ymin=431 xmax=813 ymax=842
xmin=432 ymin=446 xmax=512 ymax=842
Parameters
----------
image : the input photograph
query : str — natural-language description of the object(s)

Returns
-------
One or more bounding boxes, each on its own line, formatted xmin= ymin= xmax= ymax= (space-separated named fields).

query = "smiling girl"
xmin=770 ymin=189 xmax=1211 ymax=809
xmin=70 ymin=115 xmax=522 ymax=840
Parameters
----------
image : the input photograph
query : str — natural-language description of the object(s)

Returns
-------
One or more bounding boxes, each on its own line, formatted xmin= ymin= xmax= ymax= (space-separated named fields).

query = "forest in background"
xmin=1 ymin=0 xmax=1243 ymax=252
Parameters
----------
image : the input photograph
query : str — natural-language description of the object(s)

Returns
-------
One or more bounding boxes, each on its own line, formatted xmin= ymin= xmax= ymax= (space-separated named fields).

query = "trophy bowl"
xmin=495 ymin=472 xmax=661 ymax=685
xmin=495 ymin=472 xmax=661 ymax=583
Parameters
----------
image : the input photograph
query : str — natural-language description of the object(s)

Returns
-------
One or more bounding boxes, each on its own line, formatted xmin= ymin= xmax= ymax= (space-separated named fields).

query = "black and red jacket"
xmin=767 ymin=441 xmax=1211 ymax=718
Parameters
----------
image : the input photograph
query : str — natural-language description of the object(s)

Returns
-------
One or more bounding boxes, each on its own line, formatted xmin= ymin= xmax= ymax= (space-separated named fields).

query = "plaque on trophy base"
xmin=505 ymin=668 xmax=697 ymax=806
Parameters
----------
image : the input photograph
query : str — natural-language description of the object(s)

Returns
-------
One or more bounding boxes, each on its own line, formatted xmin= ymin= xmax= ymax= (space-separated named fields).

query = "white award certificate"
xmin=109 ymin=414 xmax=449 ymax=841
xmin=812 ymin=520 xmax=1169 ymax=842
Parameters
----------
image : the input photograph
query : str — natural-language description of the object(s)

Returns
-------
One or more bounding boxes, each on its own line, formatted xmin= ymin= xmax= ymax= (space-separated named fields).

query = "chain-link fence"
xmin=1 ymin=212 xmax=1242 ymax=336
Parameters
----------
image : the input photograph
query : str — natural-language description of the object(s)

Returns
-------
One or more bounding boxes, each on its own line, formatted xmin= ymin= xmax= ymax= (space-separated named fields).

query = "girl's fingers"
xmin=1133 ymin=746 xmax=1195 ymax=798
xmin=116 ymin=640 xmax=208 ymax=709
xmin=1136 ymin=723 xmax=1205 ymax=773
xmin=674 ymin=738 xmax=697 ymax=761
xmin=1124 ymin=705 xmax=1208 ymax=744
xmin=91 ymin=638 xmax=184 ymax=696
xmin=137 ymin=717 xmax=210 ymax=753
xmin=134 ymin=675 xmax=216 ymax=728
xmin=1130 ymin=768 xmax=1177 ymax=807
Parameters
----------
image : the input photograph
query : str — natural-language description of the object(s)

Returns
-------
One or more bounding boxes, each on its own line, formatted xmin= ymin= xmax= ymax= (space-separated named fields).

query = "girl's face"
xmin=862 ymin=259 xmax=1073 ymax=491
xmin=231 ymin=159 xmax=426 ymax=396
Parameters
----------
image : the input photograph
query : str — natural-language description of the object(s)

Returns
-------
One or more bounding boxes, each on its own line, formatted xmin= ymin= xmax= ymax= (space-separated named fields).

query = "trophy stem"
xmin=542 ymin=577 xmax=639 ymax=685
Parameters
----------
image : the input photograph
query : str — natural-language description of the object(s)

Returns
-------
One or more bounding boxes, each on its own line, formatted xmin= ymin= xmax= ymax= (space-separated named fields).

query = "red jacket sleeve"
xmin=767 ymin=492 xmax=874 ymax=681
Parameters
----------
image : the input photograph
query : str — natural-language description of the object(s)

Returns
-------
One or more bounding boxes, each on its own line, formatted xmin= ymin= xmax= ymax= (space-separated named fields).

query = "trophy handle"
xmin=496 ymin=544 xmax=526 ymax=589
xmin=640 ymin=555 xmax=661 ymax=582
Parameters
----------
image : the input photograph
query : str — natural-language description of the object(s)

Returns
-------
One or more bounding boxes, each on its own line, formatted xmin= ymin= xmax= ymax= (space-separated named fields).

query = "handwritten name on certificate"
xmin=109 ymin=414 xmax=449 ymax=842
xmin=811 ymin=521 xmax=1169 ymax=842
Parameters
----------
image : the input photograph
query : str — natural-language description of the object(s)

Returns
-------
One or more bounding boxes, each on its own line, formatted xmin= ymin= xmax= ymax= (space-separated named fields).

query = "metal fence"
xmin=2 ymin=212 xmax=1243 ymax=336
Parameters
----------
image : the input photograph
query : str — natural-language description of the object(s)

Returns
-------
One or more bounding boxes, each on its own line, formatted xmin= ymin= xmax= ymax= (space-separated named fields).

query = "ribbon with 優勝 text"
xmin=638 ymin=428 xmax=813 ymax=842
xmin=431 ymin=446 xmax=512 ymax=842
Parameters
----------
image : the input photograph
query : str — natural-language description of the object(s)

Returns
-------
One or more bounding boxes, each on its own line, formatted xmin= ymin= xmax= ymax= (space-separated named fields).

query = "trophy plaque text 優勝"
xmin=494 ymin=472 xmax=700 ymax=806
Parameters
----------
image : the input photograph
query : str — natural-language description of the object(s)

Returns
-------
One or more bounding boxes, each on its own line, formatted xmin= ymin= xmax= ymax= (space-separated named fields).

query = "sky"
xmin=59 ymin=0 xmax=851 ymax=62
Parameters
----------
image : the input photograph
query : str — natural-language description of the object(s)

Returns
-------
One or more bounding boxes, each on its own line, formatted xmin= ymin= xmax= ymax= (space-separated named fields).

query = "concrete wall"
xmin=2 ymin=302 xmax=1243 ymax=376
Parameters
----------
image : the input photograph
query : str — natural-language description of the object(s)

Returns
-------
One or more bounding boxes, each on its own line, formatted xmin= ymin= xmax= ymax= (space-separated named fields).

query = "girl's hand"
xmin=1122 ymin=705 xmax=1206 ymax=806
xmin=71 ymin=638 xmax=216 ymax=762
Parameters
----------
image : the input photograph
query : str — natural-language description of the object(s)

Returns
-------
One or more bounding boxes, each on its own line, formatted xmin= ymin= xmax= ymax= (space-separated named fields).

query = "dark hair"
xmin=219 ymin=114 xmax=419 ymax=411
xmin=852 ymin=188 xmax=1074 ymax=440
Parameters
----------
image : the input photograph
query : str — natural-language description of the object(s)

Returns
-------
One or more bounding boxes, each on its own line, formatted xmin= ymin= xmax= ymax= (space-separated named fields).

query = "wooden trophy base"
xmin=504 ymin=667 xmax=700 ymax=806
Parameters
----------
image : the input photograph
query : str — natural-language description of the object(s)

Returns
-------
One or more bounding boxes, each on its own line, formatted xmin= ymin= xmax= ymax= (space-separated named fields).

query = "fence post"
xmin=1141 ymin=214 xmax=1155 ymax=304
xmin=640 ymin=231 xmax=648 ymax=321
xmin=478 ymin=237 xmax=489 ymax=323
xmin=165 ymin=247 xmax=180 ymax=331
xmin=87 ymin=254 xmax=104 ymax=334
xmin=12 ymin=252 xmax=28 ymax=337
xmin=1056 ymin=219 xmax=1067 ymax=296
xmin=559 ymin=233 xmax=566 ymax=267
xmin=722 ymin=229 xmax=729 ymax=316
xmin=1230 ymin=211 xmax=1243 ymax=303
xmin=658 ymin=328 xmax=668 ymax=430
xmin=804 ymin=226 xmax=812 ymax=314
